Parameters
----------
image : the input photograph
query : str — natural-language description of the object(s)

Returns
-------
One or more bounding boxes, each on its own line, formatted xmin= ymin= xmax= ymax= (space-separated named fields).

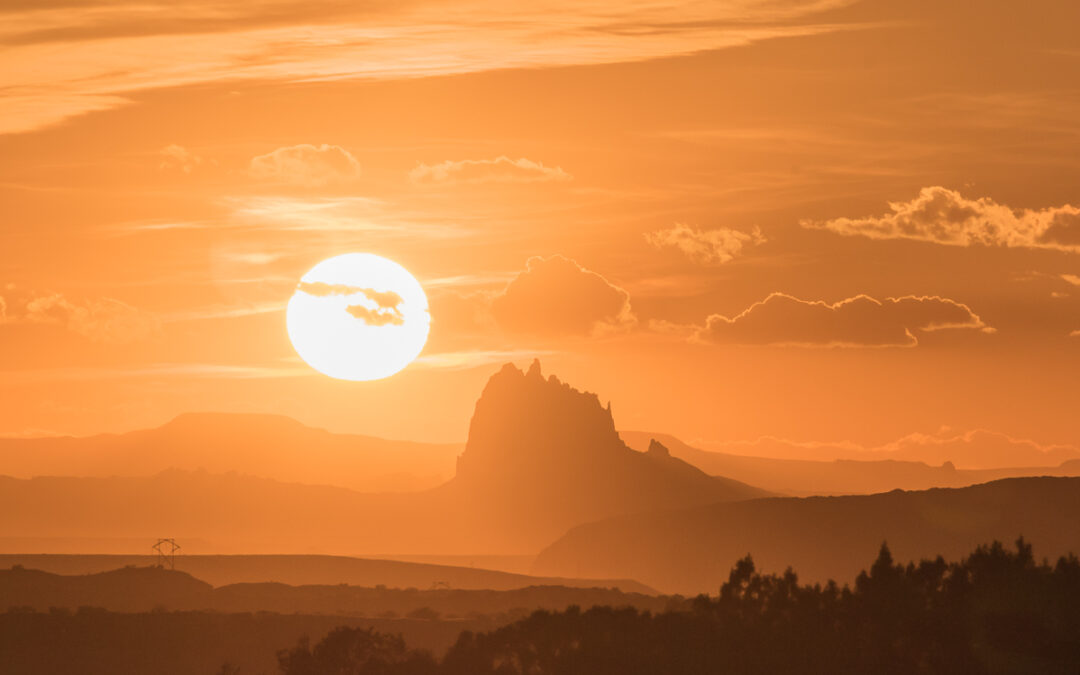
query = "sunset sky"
xmin=2 ymin=0 xmax=1079 ymax=451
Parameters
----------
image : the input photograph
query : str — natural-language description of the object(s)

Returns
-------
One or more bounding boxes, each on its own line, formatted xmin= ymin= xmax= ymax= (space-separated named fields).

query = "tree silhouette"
xmin=277 ymin=627 xmax=436 ymax=675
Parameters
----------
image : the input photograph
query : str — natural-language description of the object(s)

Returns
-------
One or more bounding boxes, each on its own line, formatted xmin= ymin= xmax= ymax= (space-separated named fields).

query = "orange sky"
xmin=1 ymin=0 xmax=1079 ymax=451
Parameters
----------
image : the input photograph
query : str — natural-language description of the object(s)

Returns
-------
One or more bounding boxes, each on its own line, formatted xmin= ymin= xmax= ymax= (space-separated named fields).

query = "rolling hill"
xmin=0 ymin=412 xmax=461 ymax=493
xmin=532 ymin=476 xmax=1080 ymax=594
xmin=0 ymin=564 xmax=666 ymax=615
xmin=0 ymin=553 xmax=654 ymax=593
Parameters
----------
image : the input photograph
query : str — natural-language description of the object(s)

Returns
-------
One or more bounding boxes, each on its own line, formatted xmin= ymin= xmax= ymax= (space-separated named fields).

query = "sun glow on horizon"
xmin=286 ymin=253 xmax=430 ymax=381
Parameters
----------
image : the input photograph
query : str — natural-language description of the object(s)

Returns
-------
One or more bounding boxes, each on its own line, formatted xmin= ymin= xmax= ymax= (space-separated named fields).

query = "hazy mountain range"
xmin=3 ymin=361 xmax=1077 ymax=596
xmin=0 ymin=361 xmax=762 ymax=555
xmin=0 ymin=412 xmax=462 ymax=493
xmin=532 ymin=476 xmax=1080 ymax=594
xmin=691 ymin=430 xmax=1080 ymax=470
xmin=621 ymin=432 xmax=1080 ymax=496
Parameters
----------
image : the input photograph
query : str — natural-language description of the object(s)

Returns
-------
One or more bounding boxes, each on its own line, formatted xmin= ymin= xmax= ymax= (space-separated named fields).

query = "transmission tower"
xmin=152 ymin=538 xmax=181 ymax=570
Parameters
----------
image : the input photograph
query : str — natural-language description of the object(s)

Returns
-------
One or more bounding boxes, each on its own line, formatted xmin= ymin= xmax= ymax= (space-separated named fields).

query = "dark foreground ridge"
xmin=0 ymin=564 xmax=667 ymax=616
xmin=4 ymin=540 xmax=1077 ymax=675
xmin=0 ymin=553 xmax=654 ymax=594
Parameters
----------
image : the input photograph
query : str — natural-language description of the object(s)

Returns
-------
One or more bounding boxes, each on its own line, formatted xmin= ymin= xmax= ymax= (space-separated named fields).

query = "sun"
xmin=286 ymin=253 xmax=430 ymax=381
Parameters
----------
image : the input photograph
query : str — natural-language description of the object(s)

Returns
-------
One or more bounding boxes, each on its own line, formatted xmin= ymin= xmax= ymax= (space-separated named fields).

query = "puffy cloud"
xmin=695 ymin=292 xmax=992 ymax=347
xmin=158 ymin=144 xmax=203 ymax=173
xmin=801 ymin=186 xmax=1080 ymax=252
xmin=410 ymin=156 xmax=571 ymax=185
xmin=0 ymin=286 xmax=155 ymax=344
xmin=1061 ymin=274 xmax=1080 ymax=286
xmin=249 ymin=144 xmax=361 ymax=186
xmin=645 ymin=224 xmax=765 ymax=264
xmin=491 ymin=255 xmax=635 ymax=337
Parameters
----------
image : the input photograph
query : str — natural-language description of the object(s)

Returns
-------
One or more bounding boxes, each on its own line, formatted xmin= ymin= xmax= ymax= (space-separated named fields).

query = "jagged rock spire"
xmin=457 ymin=360 xmax=622 ymax=480
xmin=647 ymin=438 xmax=671 ymax=457
xmin=526 ymin=358 xmax=543 ymax=379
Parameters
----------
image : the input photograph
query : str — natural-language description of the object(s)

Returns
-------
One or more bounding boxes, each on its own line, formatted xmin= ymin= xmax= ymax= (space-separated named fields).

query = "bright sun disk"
xmin=286 ymin=253 xmax=430 ymax=381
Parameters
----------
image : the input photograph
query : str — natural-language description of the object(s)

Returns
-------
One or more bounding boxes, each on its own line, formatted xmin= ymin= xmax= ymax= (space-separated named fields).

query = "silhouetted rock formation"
xmin=442 ymin=361 xmax=769 ymax=549
xmin=456 ymin=360 xmax=623 ymax=482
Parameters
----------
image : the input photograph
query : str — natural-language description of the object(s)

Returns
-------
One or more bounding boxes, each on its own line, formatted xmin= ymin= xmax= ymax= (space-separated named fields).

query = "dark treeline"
xmin=279 ymin=539 xmax=1080 ymax=675
xmin=0 ymin=611 xmax=483 ymax=675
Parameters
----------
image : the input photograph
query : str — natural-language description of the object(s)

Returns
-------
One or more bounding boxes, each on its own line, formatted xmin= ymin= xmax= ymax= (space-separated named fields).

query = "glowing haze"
xmin=1 ymin=0 xmax=1079 ymax=455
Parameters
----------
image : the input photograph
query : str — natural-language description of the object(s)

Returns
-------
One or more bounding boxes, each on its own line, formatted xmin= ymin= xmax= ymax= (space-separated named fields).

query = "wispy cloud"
xmin=422 ymin=273 xmax=517 ymax=288
xmin=158 ymin=144 xmax=205 ymax=173
xmin=161 ymin=301 xmax=287 ymax=322
xmin=0 ymin=285 xmax=156 ymax=343
xmin=410 ymin=157 xmax=571 ymax=185
xmin=0 ymin=0 xmax=861 ymax=134
xmin=113 ymin=195 xmax=469 ymax=237
xmin=1 ymin=362 xmax=312 ymax=384
xmin=412 ymin=349 xmax=558 ymax=371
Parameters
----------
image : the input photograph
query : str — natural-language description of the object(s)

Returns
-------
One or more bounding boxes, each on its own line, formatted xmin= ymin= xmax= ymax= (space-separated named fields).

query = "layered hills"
xmin=0 ymin=564 xmax=667 ymax=616
xmin=0 ymin=412 xmax=461 ymax=493
xmin=621 ymin=432 xmax=1080 ymax=496
xmin=0 ymin=361 xmax=766 ymax=556
xmin=532 ymin=476 xmax=1080 ymax=594
xmin=0 ymin=553 xmax=653 ymax=593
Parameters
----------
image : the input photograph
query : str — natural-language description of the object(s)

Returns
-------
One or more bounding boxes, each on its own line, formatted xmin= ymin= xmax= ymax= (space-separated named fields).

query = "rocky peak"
xmin=455 ymin=361 xmax=623 ymax=480
xmin=646 ymin=438 xmax=671 ymax=458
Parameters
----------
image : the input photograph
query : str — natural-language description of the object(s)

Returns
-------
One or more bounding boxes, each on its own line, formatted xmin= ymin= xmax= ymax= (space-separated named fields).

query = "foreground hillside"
xmin=0 ymin=611 xmax=474 ymax=675
xmin=0 ymin=553 xmax=653 ymax=593
xmin=5 ymin=540 xmax=1077 ymax=675
xmin=0 ymin=564 xmax=667 ymax=675
xmin=0 ymin=565 xmax=667 ymax=616
xmin=533 ymin=476 xmax=1080 ymax=594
